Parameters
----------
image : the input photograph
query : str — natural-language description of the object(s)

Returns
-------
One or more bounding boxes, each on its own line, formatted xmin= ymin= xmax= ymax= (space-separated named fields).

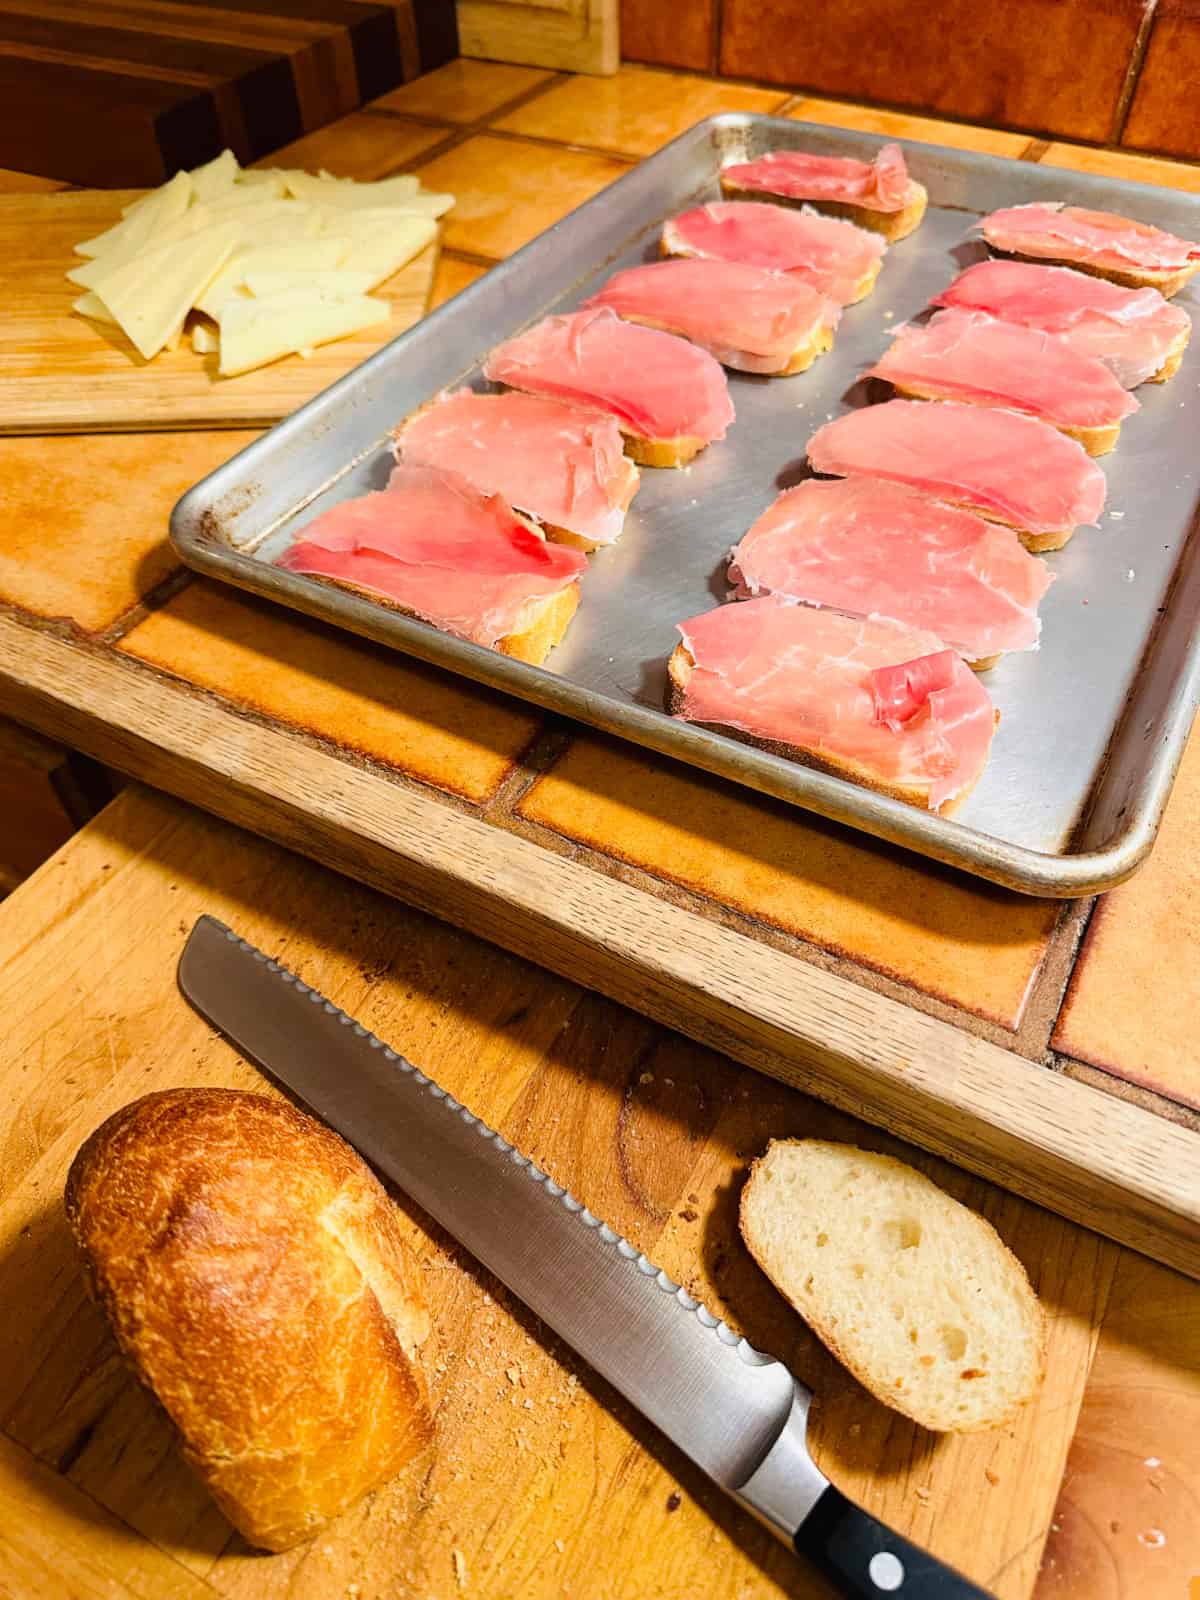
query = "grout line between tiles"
xmin=369 ymin=70 xmax=577 ymax=180
xmin=95 ymin=567 xmax=195 ymax=647
xmin=1110 ymin=0 xmax=1161 ymax=145
xmin=1011 ymin=895 xmax=1095 ymax=1058
xmin=1056 ymin=1053 xmax=1200 ymax=1131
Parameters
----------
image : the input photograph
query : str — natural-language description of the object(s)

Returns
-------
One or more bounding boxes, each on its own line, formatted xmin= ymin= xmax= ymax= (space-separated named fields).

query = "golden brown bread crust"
xmin=886 ymin=383 xmax=1122 ymax=457
xmin=621 ymin=431 xmax=709 ymax=468
xmin=718 ymin=178 xmax=929 ymax=242
xmin=988 ymin=246 xmax=1200 ymax=299
xmin=65 ymin=1089 xmax=433 ymax=1552
xmin=1148 ymin=321 xmax=1191 ymax=383
xmin=292 ymin=571 xmax=581 ymax=666
xmin=666 ymin=641 xmax=993 ymax=814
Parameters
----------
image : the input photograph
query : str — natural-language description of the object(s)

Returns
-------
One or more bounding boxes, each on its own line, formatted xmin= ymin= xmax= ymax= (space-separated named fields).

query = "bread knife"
xmin=178 ymin=915 xmax=994 ymax=1599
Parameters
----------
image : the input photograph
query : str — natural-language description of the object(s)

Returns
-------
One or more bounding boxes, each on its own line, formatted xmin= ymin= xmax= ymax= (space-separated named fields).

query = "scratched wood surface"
xmin=3 ymin=783 xmax=1196 ymax=1600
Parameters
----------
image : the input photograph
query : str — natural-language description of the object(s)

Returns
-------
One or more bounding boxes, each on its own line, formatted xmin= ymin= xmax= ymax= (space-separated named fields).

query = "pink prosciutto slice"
xmin=932 ymin=259 xmax=1191 ymax=387
xmin=483 ymin=307 xmax=733 ymax=451
xmin=393 ymin=390 xmax=639 ymax=549
xmin=582 ymin=258 xmax=840 ymax=375
xmin=662 ymin=201 xmax=885 ymax=305
xmin=670 ymin=594 xmax=995 ymax=811
xmin=867 ymin=308 xmax=1137 ymax=436
xmin=806 ymin=399 xmax=1106 ymax=547
xmin=870 ymin=651 xmax=959 ymax=731
xmin=720 ymin=143 xmax=911 ymax=211
xmin=728 ymin=477 xmax=1052 ymax=663
xmin=982 ymin=203 xmax=1200 ymax=278
xmin=276 ymin=463 xmax=586 ymax=649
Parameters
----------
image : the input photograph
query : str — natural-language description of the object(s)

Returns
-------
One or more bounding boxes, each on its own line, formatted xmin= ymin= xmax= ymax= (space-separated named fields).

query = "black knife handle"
xmin=794 ymin=1485 xmax=995 ymax=1599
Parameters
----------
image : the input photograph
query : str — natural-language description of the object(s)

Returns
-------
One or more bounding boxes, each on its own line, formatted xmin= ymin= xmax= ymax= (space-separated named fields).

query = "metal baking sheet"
xmin=170 ymin=114 xmax=1200 ymax=898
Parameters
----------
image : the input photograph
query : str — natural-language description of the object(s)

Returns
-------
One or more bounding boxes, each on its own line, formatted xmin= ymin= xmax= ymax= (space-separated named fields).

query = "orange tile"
xmin=258 ymin=113 xmax=448 ymax=180
xmin=118 ymin=582 xmax=540 ymax=803
xmin=370 ymin=59 xmax=553 ymax=124
xmin=1038 ymin=141 xmax=1200 ymax=195
xmin=517 ymin=737 xmax=1060 ymax=1026
xmin=0 ymin=432 xmax=257 ymax=632
xmin=413 ymin=135 xmax=630 ymax=259
xmin=1053 ymin=726 xmax=1200 ymax=1110
xmin=493 ymin=66 xmax=788 ymax=157
xmin=430 ymin=253 xmax=489 ymax=309
xmin=0 ymin=169 xmax=65 ymax=193
xmin=788 ymin=98 xmax=1031 ymax=158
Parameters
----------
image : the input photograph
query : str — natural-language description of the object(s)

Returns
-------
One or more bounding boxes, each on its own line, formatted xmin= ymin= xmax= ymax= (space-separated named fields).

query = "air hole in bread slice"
xmin=882 ymin=1217 xmax=922 ymax=1252
xmin=816 ymin=1232 xmax=829 ymax=1248
xmin=940 ymin=1325 xmax=968 ymax=1360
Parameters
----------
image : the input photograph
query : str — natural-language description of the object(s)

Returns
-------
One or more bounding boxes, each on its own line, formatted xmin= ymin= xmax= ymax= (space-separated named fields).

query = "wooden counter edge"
xmin=1 ymin=613 xmax=1196 ymax=1280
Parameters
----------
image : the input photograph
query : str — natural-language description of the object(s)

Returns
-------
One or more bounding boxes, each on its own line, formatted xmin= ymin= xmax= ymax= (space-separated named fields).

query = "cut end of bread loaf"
xmin=718 ymin=179 xmax=927 ymax=242
xmin=740 ymin=1139 xmax=1046 ymax=1433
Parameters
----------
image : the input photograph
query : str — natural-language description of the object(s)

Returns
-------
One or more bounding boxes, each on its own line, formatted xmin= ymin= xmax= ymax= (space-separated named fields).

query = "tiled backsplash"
xmin=621 ymin=0 xmax=1200 ymax=159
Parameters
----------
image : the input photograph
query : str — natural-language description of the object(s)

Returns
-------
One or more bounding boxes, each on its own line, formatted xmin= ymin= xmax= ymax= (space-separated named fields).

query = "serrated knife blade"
xmin=178 ymin=916 xmax=992 ymax=1599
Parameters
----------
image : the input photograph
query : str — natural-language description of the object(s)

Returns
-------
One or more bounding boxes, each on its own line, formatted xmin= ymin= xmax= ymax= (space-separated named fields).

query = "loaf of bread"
xmin=740 ymin=1139 xmax=1045 ymax=1432
xmin=65 ymin=1088 xmax=433 ymax=1551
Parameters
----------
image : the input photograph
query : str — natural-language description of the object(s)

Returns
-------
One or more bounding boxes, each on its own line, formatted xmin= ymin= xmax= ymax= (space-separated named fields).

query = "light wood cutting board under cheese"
xmin=0 ymin=190 xmax=438 ymax=434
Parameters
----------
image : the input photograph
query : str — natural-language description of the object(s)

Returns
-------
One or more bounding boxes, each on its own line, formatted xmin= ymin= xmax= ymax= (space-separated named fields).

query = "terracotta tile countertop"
xmin=0 ymin=60 xmax=1199 ymax=1599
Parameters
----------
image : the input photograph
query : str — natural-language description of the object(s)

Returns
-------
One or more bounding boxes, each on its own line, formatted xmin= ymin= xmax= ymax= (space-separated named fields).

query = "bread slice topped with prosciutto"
xmin=729 ymin=478 xmax=1053 ymax=669
xmin=583 ymin=258 xmax=840 ymax=376
xmin=393 ymin=390 xmax=640 ymax=552
xmin=981 ymin=202 xmax=1200 ymax=297
xmin=483 ymin=307 xmax=734 ymax=468
xmin=866 ymin=308 xmax=1137 ymax=455
xmin=932 ymin=259 xmax=1191 ymax=388
xmin=667 ymin=595 xmax=996 ymax=813
xmin=662 ymin=201 xmax=886 ymax=306
xmin=276 ymin=463 xmax=587 ymax=665
xmin=807 ymin=398 xmax=1106 ymax=553
xmin=719 ymin=143 xmax=927 ymax=241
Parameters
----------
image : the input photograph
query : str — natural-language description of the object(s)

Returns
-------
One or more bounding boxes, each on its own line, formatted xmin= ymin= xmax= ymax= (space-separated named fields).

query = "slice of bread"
xmin=740 ymin=1140 xmax=1046 ymax=1433
xmin=658 ymin=230 xmax=883 ymax=307
xmin=622 ymin=431 xmax=710 ymax=468
xmin=719 ymin=179 xmax=929 ymax=243
xmin=989 ymin=246 xmax=1199 ymax=300
xmin=885 ymin=384 xmax=1122 ymax=458
xmin=1149 ymin=321 xmax=1191 ymax=384
xmin=666 ymin=641 xmax=993 ymax=812
xmin=597 ymin=308 xmax=834 ymax=379
xmin=299 ymin=573 xmax=580 ymax=666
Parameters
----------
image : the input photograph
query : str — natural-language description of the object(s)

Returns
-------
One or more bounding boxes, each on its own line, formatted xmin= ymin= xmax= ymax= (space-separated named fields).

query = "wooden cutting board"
xmin=0 ymin=189 xmax=438 ymax=433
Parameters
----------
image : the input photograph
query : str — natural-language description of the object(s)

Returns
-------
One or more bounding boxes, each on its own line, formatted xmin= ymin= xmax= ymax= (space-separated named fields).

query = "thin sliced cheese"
xmin=217 ymin=287 xmax=389 ymax=376
xmin=73 ymin=289 xmax=118 ymax=325
xmin=201 ymin=177 xmax=288 ymax=215
xmin=69 ymin=202 xmax=219 ymax=289
xmin=333 ymin=213 xmax=437 ymax=288
xmin=190 ymin=148 xmax=240 ymax=203
xmin=243 ymin=267 xmax=377 ymax=297
xmin=191 ymin=319 xmax=219 ymax=354
xmin=283 ymin=171 xmax=422 ymax=210
xmin=74 ymin=170 xmax=192 ymax=260
xmin=195 ymin=235 xmax=346 ymax=317
xmin=91 ymin=222 xmax=241 ymax=360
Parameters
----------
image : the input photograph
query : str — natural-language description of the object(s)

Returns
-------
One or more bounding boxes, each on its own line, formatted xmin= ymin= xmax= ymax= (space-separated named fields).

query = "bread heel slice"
xmin=739 ymin=1139 xmax=1046 ymax=1433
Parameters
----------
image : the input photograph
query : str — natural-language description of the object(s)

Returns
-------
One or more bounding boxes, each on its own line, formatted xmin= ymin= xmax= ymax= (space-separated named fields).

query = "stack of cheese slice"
xmin=68 ymin=148 xmax=453 ymax=377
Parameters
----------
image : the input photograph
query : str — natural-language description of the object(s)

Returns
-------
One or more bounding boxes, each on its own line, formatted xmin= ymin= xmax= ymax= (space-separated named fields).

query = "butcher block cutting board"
xmin=0 ymin=190 xmax=438 ymax=433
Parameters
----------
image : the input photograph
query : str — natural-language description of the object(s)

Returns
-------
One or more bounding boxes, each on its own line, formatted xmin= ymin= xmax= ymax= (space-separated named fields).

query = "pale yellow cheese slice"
xmin=191 ymin=319 xmax=219 ymax=354
xmin=189 ymin=148 xmax=240 ymax=203
xmin=75 ymin=169 xmax=193 ymax=260
xmin=195 ymin=235 xmax=346 ymax=317
xmin=282 ymin=171 xmax=417 ymax=207
xmin=90 ymin=222 xmax=241 ymax=360
xmin=217 ymin=287 xmax=389 ymax=376
xmin=242 ymin=267 xmax=377 ymax=297
xmin=331 ymin=212 xmax=437 ymax=288
xmin=68 ymin=202 xmax=220 ymax=289
xmin=73 ymin=290 xmax=117 ymax=324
